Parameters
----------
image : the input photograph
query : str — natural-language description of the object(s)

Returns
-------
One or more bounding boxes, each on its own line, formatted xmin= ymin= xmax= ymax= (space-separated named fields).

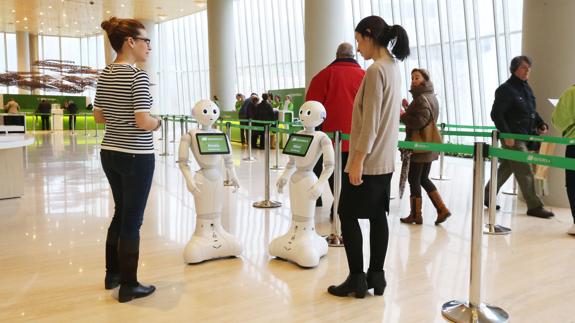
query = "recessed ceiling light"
xmin=41 ymin=22 xmax=44 ymax=25
xmin=65 ymin=24 xmax=69 ymax=27
xmin=48 ymin=28 xmax=52 ymax=31
xmin=63 ymin=13 xmax=67 ymax=17
xmin=40 ymin=12 xmax=44 ymax=16
xmin=74 ymin=21 xmax=77 ymax=25
xmin=180 ymin=8 xmax=184 ymax=12
xmin=48 ymin=5 xmax=52 ymax=9
xmin=120 ymin=4 xmax=125 ymax=8
xmin=90 ymin=16 xmax=94 ymax=20
xmin=40 ymin=30 xmax=44 ymax=33
xmin=16 ymin=20 xmax=20 ymax=23
xmin=106 ymin=10 xmax=110 ymax=14
xmin=76 ymin=30 xmax=79 ymax=33
xmin=24 ymin=26 xmax=28 ymax=30
xmin=11 ymin=9 xmax=15 ymax=13
xmin=158 ymin=14 xmax=167 ymax=21
xmin=23 ymin=17 xmax=28 ymax=21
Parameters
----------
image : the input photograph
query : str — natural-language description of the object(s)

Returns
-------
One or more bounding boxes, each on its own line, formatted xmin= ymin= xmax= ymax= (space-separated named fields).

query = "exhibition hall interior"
xmin=1 ymin=0 xmax=574 ymax=322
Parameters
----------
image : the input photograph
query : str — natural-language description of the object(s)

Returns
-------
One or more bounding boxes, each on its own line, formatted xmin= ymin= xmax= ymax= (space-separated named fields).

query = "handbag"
xmin=409 ymin=96 xmax=442 ymax=153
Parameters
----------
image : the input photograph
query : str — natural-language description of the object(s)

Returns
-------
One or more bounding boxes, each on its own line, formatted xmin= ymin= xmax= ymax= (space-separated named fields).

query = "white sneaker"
xmin=568 ymin=224 xmax=575 ymax=235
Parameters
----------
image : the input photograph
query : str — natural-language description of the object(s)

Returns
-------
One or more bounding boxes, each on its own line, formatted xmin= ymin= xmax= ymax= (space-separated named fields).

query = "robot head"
xmin=298 ymin=101 xmax=326 ymax=129
xmin=192 ymin=100 xmax=220 ymax=127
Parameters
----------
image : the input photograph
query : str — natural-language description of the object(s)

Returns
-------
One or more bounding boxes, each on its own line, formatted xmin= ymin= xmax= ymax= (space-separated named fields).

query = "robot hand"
xmin=307 ymin=183 xmax=323 ymax=200
xmin=230 ymin=175 xmax=240 ymax=193
xmin=186 ymin=179 xmax=202 ymax=195
xmin=277 ymin=176 xmax=288 ymax=194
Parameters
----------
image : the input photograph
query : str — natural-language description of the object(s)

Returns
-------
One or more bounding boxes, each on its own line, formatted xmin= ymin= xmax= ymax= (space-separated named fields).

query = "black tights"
xmin=408 ymin=161 xmax=437 ymax=197
xmin=340 ymin=213 xmax=389 ymax=274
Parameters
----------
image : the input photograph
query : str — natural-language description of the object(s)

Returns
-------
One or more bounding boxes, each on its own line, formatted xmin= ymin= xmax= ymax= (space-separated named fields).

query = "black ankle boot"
xmin=105 ymin=231 xmax=120 ymax=290
xmin=327 ymin=273 xmax=368 ymax=298
xmin=366 ymin=269 xmax=386 ymax=296
xmin=118 ymin=238 xmax=155 ymax=303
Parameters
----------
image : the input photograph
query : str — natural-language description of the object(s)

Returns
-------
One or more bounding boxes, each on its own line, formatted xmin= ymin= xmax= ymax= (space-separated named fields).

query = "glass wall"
xmin=156 ymin=0 xmax=523 ymax=127
xmin=0 ymin=33 xmax=18 ymax=94
xmin=156 ymin=11 xmax=211 ymax=116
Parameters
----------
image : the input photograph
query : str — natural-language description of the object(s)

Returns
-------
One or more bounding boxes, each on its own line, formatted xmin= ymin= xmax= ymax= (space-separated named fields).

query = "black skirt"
xmin=338 ymin=172 xmax=392 ymax=219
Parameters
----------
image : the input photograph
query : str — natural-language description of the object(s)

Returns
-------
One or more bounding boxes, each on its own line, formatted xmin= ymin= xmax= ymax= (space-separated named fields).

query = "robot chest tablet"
xmin=283 ymin=133 xmax=315 ymax=158
xmin=195 ymin=133 xmax=230 ymax=155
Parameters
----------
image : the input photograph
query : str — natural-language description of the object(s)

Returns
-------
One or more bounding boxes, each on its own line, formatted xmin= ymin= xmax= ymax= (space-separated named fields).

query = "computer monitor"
xmin=283 ymin=133 xmax=314 ymax=157
xmin=196 ymin=133 xmax=230 ymax=155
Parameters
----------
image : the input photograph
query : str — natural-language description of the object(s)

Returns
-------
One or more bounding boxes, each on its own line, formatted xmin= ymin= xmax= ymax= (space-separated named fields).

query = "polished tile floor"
xmin=1 ymin=131 xmax=574 ymax=322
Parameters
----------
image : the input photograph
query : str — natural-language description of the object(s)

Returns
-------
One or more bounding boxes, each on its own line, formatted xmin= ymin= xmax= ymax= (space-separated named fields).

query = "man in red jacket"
xmin=306 ymin=42 xmax=365 ymax=210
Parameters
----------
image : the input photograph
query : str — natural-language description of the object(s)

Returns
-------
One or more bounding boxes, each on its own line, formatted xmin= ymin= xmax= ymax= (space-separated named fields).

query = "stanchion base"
xmin=501 ymin=191 xmax=517 ymax=196
xmin=431 ymin=176 xmax=451 ymax=181
xmin=270 ymin=166 xmax=285 ymax=170
xmin=253 ymin=200 xmax=282 ymax=208
xmin=242 ymin=157 xmax=256 ymax=161
xmin=442 ymin=300 xmax=509 ymax=323
xmin=325 ymin=234 xmax=344 ymax=247
xmin=223 ymin=180 xmax=235 ymax=186
xmin=483 ymin=224 xmax=512 ymax=235
xmin=390 ymin=195 xmax=396 ymax=200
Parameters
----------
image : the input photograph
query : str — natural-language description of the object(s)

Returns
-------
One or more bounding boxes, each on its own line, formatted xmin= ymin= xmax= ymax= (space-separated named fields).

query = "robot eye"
xmin=203 ymin=109 xmax=208 ymax=114
xmin=306 ymin=110 xmax=311 ymax=116
xmin=299 ymin=109 xmax=303 ymax=115
xmin=212 ymin=109 xmax=217 ymax=114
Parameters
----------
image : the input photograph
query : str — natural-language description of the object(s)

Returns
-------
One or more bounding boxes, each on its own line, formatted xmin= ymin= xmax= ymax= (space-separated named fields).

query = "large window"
xmin=156 ymin=12 xmax=211 ymax=116
xmin=0 ymin=33 xmax=18 ymax=94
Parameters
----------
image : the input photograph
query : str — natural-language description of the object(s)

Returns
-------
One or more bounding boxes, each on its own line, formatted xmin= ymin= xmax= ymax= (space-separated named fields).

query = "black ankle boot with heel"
xmin=105 ymin=231 xmax=120 ymax=290
xmin=327 ymin=273 xmax=368 ymax=298
xmin=366 ymin=269 xmax=386 ymax=296
xmin=118 ymin=238 xmax=155 ymax=303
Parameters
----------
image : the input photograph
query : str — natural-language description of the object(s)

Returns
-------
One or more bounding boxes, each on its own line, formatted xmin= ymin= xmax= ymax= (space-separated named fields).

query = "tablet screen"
xmin=283 ymin=134 xmax=314 ymax=157
xmin=196 ymin=133 xmax=230 ymax=155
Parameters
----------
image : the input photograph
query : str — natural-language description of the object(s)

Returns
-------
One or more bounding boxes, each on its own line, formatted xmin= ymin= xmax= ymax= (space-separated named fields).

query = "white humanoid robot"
xmin=272 ymin=101 xmax=335 ymax=268
xmin=178 ymin=100 xmax=242 ymax=264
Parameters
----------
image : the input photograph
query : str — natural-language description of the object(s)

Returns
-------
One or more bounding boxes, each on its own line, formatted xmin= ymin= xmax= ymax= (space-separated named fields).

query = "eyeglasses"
xmin=133 ymin=37 xmax=151 ymax=46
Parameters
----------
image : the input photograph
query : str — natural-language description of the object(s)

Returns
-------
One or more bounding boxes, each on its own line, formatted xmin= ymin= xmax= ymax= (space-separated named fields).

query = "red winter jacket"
xmin=305 ymin=58 xmax=365 ymax=152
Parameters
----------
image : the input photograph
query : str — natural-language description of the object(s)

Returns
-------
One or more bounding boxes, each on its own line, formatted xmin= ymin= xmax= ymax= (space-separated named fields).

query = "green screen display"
xmin=283 ymin=134 xmax=313 ymax=157
xmin=196 ymin=133 xmax=230 ymax=155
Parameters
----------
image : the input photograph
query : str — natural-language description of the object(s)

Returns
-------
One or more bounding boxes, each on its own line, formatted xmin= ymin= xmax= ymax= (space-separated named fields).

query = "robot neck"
xmin=303 ymin=126 xmax=315 ymax=132
xmin=201 ymin=124 xmax=211 ymax=131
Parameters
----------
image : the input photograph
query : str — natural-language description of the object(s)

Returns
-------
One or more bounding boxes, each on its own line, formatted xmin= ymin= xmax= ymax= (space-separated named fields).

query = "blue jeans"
xmin=566 ymin=145 xmax=575 ymax=223
xmin=101 ymin=150 xmax=155 ymax=240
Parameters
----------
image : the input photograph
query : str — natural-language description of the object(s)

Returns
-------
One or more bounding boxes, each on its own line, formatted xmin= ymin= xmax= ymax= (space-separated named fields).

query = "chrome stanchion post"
xmin=170 ymin=116 xmax=177 ymax=143
xmin=243 ymin=119 xmax=256 ymax=161
xmin=327 ymin=131 xmax=344 ymax=247
xmin=442 ymin=142 xmax=509 ymax=323
xmin=159 ymin=116 xmax=171 ymax=156
xmin=185 ymin=116 xmax=189 ymax=133
xmin=32 ymin=113 xmax=36 ymax=133
xmin=271 ymin=121 xmax=284 ymax=170
xmin=432 ymin=123 xmax=450 ymax=181
xmin=71 ymin=114 xmax=76 ymax=135
xmin=179 ymin=116 xmax=185 ymax=136
xmin=94 ymin=118 xmax=99 ymax=138
xmin=484 ymin=131 xmax=511 ymax=235
xmin=502 ymin=176 xmax=518 ymax=195
xmin=253 ymin=124 xmax=282 ymax=208
xmin=158 ymin=115 xmax=165 ymax=141
xmin=223 ymin=122 xmax=234 ymax=186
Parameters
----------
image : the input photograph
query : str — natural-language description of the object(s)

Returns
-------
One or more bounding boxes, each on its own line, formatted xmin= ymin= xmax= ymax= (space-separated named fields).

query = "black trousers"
xmin=101 ymin=150 xmax=155 ymax=240
xmin=566 ymin=145 xmax=575 ymax=223
xmin=313 ymin=152 xmax=349 ymax=208
xmin=408 ymin=161 xmax=437 ymax=197
xmin=41 ymin=115 xmax=50 ymax=130
xmin=252 ymin=131 xmax=264 ymax=149
xmin=68 ymin=114 xmax=77 ymax=130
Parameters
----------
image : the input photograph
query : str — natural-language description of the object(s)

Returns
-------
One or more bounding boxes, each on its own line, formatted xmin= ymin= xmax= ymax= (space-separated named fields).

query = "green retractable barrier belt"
xmin=398 ymin=141 xmax=475 ymax=155
xmin=440 ymin=130 xmax=492 ymax=138
xmin=489 ymin=147 xmax=575 ymax=171
xmin=499 ymin=133 xmax=575 ymax=145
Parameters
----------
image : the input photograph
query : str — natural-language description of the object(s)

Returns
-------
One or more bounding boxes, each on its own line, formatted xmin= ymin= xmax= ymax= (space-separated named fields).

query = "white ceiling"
xmin=0 ymin=0 xmax=207 ymax=37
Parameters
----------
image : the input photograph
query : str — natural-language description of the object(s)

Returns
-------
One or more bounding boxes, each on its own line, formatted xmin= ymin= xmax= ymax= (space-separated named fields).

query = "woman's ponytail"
xmin=388 ymin=25 xmax=410 ymax=61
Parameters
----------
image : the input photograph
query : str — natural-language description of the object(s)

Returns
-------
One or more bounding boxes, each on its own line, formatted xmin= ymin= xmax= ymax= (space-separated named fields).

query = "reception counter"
xmin=0 ymin=134 xmax=34 ymax=199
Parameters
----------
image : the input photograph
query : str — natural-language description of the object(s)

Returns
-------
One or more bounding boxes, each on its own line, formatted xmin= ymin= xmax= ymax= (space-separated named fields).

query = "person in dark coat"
xmin=400 ymin=68 xmax=451 ymax=225
xmin=37 ymin=99 xmax=52 ymax=130
xmin=253 ymin=93 xmax=274 ymax=149
xmin=239 ymin=93 xmax=257 ymax=147
xmin=67 ymin=100 xmax=79 ymax=130
xmin=484 ymin=56 xmax=554 ymax=219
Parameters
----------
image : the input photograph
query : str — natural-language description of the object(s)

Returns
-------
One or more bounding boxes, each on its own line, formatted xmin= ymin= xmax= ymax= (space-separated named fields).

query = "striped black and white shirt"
xmin=94 ymin=63 xmax=154 ymax=154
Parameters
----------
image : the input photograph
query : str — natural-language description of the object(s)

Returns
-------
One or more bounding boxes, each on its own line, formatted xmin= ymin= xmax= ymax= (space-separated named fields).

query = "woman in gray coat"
xmin=400 ymin=69 xmax=451 ymax=225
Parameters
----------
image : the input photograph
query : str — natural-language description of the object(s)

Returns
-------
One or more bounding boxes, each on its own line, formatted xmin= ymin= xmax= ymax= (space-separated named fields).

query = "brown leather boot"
xmin=428 ymin=190 xmax=451 ymax=225
xmin=400 ymin=197 xmax=423 ymax=224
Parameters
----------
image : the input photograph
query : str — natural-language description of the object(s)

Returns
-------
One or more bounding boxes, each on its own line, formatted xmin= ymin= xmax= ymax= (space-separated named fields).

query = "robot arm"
xmin=178 ymin=133 xmax=201 ymax=194
xmin=308 ymin=135 xmax=335 ymax=200
xmin=276 ymin=156 xmax=296 ymax=194
xmin=223 ymin=136 xmax=240 ymax=192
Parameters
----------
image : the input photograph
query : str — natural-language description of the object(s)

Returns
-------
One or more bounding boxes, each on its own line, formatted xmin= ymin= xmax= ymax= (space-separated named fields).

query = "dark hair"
xmin=509 ymin=55 xmax=532 ymax=74
xmin=262 ymin=93 xmax=269 ymax=101
xmin=101 ymin=17 xmax=145 ymax=53
xmin=411 ymin=68 xmax=430 ymax=81
xmin=355 ymin=16 xmax=410 ymax=61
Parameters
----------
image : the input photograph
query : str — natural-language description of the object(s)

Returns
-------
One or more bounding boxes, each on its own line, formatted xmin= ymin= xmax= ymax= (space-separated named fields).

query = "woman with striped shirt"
xmin=94 ymin=17 xmax=161 ymax=303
